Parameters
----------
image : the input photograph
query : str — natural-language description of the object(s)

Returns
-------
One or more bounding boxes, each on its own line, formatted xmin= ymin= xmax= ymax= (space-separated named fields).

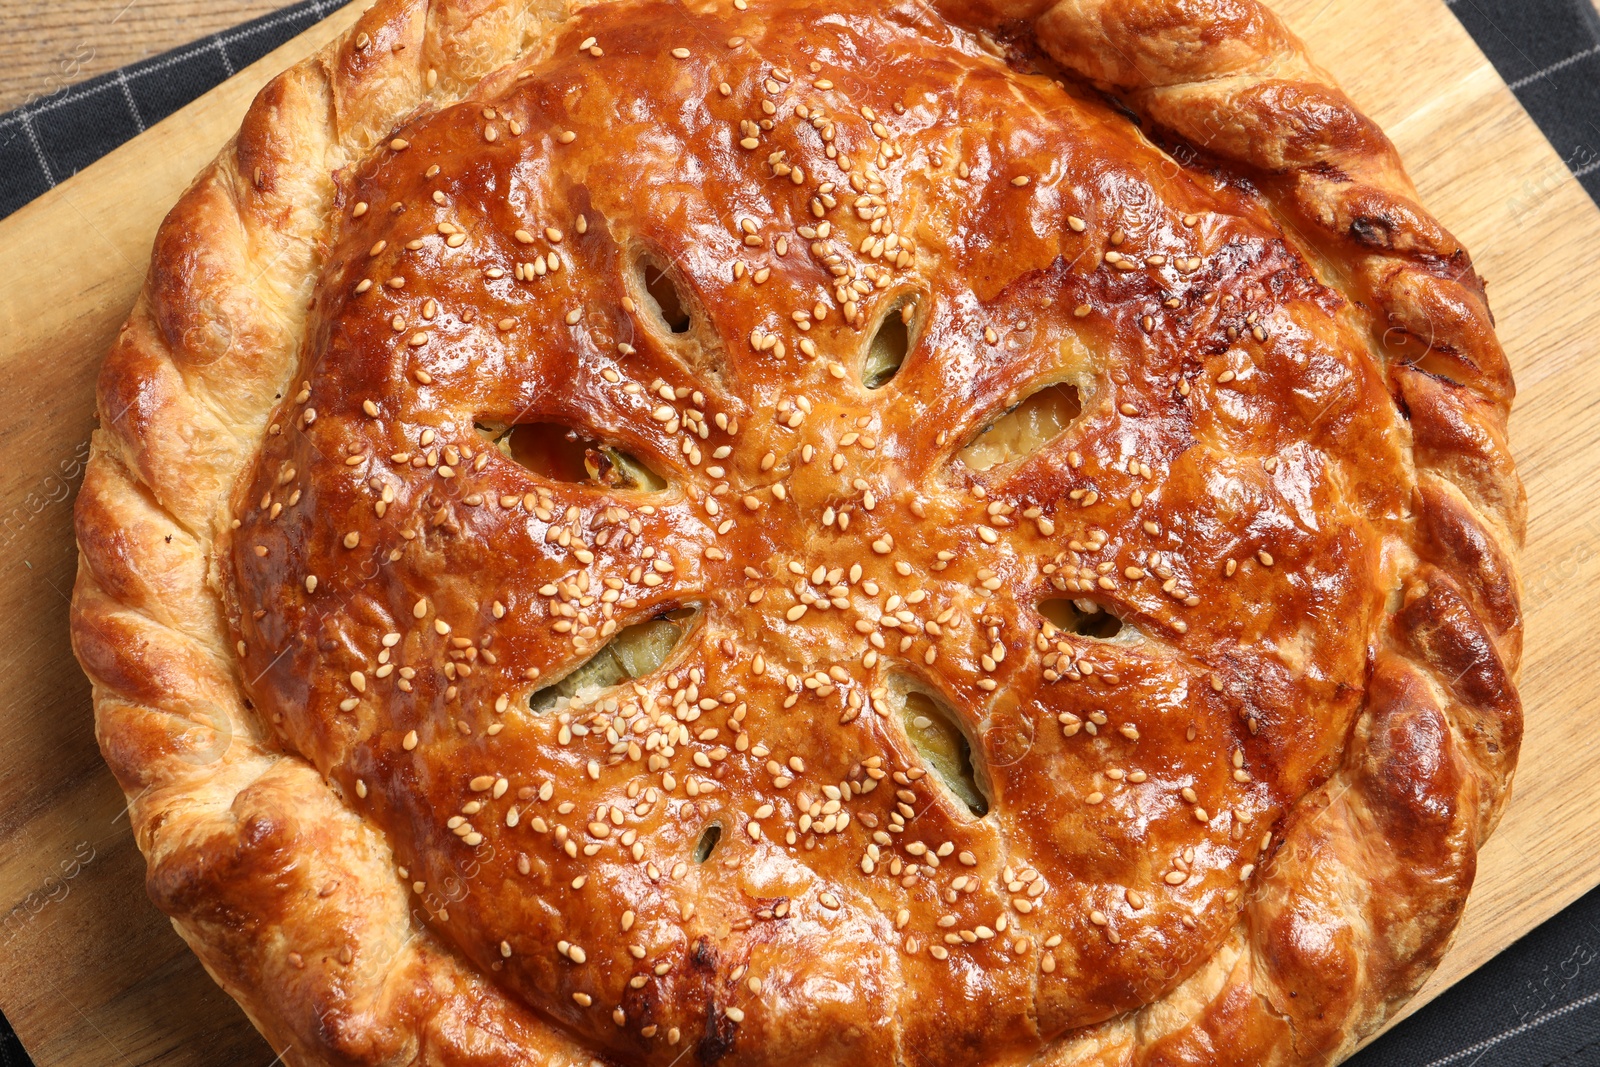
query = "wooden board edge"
xmin=2 ymin=0 xmax=1597 ymax=1060
xmin=0 ymin=2 xmax=362 ymax=351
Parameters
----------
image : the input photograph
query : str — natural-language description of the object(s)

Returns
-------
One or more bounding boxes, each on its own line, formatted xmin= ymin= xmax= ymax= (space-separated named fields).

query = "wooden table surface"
xmin=1 ymin=0 xmax=1599 ymax=1065
xmin=6 ymin=0 xmax=1600 ymax=117
xmin=0 ymin=1 xmax=288 ymax=114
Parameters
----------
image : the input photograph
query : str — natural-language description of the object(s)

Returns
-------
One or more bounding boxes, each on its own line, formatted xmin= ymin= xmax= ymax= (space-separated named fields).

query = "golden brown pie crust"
xmin=71 ymin=0 xmax=1525 ymax=1064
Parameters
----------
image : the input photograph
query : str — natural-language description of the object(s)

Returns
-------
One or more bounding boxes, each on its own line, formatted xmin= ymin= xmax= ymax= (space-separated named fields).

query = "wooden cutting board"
xmin=1 ymin=1 xmax=1596 ymax=1063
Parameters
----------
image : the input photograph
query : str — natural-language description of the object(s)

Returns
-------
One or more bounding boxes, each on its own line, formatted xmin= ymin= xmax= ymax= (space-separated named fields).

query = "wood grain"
xmin=0 ymin=0 xmax=1596 ymax=1064
xmin=0 ymin=9 xmax=360 ymax=1065
xmin=0 ymin=1 xmax=293 ymax=114
xmin=1269 ymin=0 xmax=1600 ymax=1018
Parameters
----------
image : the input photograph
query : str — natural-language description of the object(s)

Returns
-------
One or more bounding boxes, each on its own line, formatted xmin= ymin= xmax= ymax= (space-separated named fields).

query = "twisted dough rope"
xmin=69 ymin=0 xmax=1523 ymax=1063
xmin=75 ymin=1 xmax=601 ymax=1061
xmin=993 ymin=0 xmax=1523 ymax=1061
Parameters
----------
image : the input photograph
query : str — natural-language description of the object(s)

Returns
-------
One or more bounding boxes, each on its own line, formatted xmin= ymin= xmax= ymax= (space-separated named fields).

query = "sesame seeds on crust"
xmin=70 ymin=0 xmax=1513 ymax=1063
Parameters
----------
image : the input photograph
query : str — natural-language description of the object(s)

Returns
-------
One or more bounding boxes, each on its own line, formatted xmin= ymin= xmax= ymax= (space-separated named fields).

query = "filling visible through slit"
xmin=639 ymin=255 xmax=692 ymax=334
xmin=529 ymin=608 xmax=695 ymax=712
xmin=478 ymin=421 xmax=666 ymax=492
xmin=1041 ymin=598 xmax=1125 ymax=640
xmin=692 ymin=823 xmax=722 ymax=863
xmin=898 ymin=690 xmax=988 ymax=816
xmin=863 ymin=301 xmax=914 ymax=389
xmin=958 ymin=382 xmax=1082 ymax=472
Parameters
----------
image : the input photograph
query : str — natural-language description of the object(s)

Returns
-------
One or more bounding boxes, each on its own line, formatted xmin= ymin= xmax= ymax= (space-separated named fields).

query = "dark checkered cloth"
xmin=0 ymin=0 xmax=346 ymax=220
xmin=1 ymin=1 xmax=1597 ymax=1064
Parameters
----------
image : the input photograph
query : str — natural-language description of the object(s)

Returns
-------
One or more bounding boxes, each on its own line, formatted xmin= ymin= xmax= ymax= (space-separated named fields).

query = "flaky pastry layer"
xmin=72 ymin=1 xmax=1524 ymax=1064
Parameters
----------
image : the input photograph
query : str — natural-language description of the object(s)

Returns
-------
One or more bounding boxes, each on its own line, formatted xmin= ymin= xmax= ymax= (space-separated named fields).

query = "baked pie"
xmin=70 ymin=0 xmax=1526 ymax=1063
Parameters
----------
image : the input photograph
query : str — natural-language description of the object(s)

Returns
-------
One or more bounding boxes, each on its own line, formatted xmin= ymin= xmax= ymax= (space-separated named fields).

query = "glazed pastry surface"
xmin=71 ymin=0 xmax=1525 ymax=1064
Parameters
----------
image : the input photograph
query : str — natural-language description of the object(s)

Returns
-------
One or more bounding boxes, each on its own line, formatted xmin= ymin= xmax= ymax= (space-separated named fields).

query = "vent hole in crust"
xmin=958 ymin=382 xmax=1082 ymax=472
xmin=692 ymin=823 xmax=723 ymax=863
xmin=863 ymin=301 xmax=914 ymax=389
xmin=529 ymin=608 xmax=695 ymax=713
xmin=480 ymin=422 xmax=666 ymax=492
xmin=640 ymin=256 xmax=692 ymax=334
xmin=628 ymin=247 xmax=732 ymax=390
xmin=898 ymin=690 xmax=988 ymax=816
xmin=1041 ymin=598 xmax=1124 ymax=640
